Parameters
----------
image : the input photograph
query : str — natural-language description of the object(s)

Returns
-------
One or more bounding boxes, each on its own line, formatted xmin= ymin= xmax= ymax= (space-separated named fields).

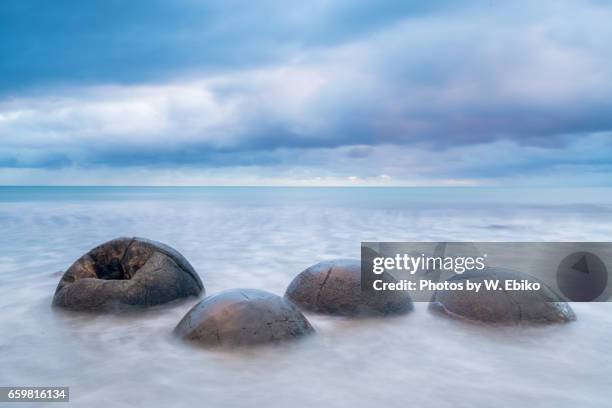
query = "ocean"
xmin=0 ymin=186 xmax=611 ymax=407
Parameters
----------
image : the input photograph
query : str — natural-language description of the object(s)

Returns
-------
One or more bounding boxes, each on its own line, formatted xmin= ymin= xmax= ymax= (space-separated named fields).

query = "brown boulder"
xmin=429 ymin=267 xmax=575 ymax=324
xmin=285 ymin=259 xmax=413 ymax=316
xmin=53 ymin=237 xmax=203 ymax=311
xmin=174 ymin=289 xmax=314 ymax=347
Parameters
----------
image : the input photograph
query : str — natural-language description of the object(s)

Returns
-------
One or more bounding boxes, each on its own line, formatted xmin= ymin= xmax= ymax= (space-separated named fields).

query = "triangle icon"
xmin=572 ymin=255 xmax=590 ymax=274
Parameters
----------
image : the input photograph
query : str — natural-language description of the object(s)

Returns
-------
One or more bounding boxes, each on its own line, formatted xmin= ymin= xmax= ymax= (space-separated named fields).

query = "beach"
xmin=0 ymin=187 xmax=611 ymax=408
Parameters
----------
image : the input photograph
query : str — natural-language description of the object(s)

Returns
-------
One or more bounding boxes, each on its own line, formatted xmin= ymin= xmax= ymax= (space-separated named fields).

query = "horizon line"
xmin=0 ymin=185 xmax=602 ymax=189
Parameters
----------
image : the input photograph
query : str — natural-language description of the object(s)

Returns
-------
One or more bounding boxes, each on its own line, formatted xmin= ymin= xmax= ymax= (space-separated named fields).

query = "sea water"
xmin=0 ymin=187 xmax=611 ymax=408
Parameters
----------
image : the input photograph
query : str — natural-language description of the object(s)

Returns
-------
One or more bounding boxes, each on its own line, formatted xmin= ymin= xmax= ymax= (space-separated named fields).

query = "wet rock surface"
xmin=285 ymin=259 xmax=413 ymax=316
xmin=53 ymin=237 xmax=204 ymax=311
xmin=429 ymin=267 xmax=575 ymax=324
xmin=174 ymin=289 xmax=314 ymax=347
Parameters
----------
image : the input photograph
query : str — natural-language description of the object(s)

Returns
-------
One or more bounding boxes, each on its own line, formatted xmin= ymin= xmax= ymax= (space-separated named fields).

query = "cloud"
xmin=1 ymin=0 xmax=612 ymax=185
xmin=2 ymin=134 xmax=611 ymax=186
xmin=0 ymin=0 xmax=453 ymax=94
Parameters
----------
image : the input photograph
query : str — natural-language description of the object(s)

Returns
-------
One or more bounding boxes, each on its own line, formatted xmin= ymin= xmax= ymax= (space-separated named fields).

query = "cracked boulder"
xmin=53 ymin=237 xmax=204 ymax=311
xmin=429 ymin=267 xmax=575 ymax=324
xmin=174 ymin=289 xmax=314 ymax=347
xmin=285 ymin=259 xmax=413 ymax=316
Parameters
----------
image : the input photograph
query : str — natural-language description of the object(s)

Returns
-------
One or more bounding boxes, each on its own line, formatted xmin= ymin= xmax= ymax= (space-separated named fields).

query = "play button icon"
xmin=572 ymin=255 xmax=590 ymax=274
xmin=557 ymin=251 xmax=609 ymax=301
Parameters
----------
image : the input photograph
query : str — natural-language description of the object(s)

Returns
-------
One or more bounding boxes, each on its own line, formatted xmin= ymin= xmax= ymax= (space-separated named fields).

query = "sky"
xmin=1 ymin=0 xmax=612 ymax=186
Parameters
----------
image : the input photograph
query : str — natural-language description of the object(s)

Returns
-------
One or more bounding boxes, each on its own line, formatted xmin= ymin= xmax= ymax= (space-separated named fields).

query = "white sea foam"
xmin=0 ymin=187 xmax=611 ymax=408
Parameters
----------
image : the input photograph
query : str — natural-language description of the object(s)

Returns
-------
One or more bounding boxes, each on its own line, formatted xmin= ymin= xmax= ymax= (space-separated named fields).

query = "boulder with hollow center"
xmin=52 ymin=237 xmax=204 ymax=311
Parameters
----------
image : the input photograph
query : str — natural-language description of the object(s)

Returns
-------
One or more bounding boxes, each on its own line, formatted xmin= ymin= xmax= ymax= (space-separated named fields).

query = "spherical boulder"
xmin=429 ymin=267 xmax=575 ymax=325
xmin=285 ymin=259 xmax=413 ymax=316
xmin=174 ymin=289 xmax=314 ymax=347
xmin=53 ymin=237 xmax=204 ymax=311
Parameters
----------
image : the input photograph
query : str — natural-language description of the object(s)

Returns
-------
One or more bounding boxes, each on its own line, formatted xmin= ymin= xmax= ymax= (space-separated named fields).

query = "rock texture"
xmin=174 ymin=289 xmax=314 ymax=347
xmin=429 ymin=267 xmax=575 ymax=324
xmin=53 ymin=237 xmax=203 ymax=311
xmin=285 ymin=259 xmax=413 ymax=316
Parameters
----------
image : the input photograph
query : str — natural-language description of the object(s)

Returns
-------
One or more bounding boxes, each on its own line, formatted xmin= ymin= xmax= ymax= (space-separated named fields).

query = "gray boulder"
xmin=174 ymin=289 xmax=314 ymax=347
xmin=53 ymin=237 xmax=204 ymax=311
xmin=285 ymin=259 xmax=413 ymax=316
xmin=429 ymin=267 xmax=575 ymax=324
